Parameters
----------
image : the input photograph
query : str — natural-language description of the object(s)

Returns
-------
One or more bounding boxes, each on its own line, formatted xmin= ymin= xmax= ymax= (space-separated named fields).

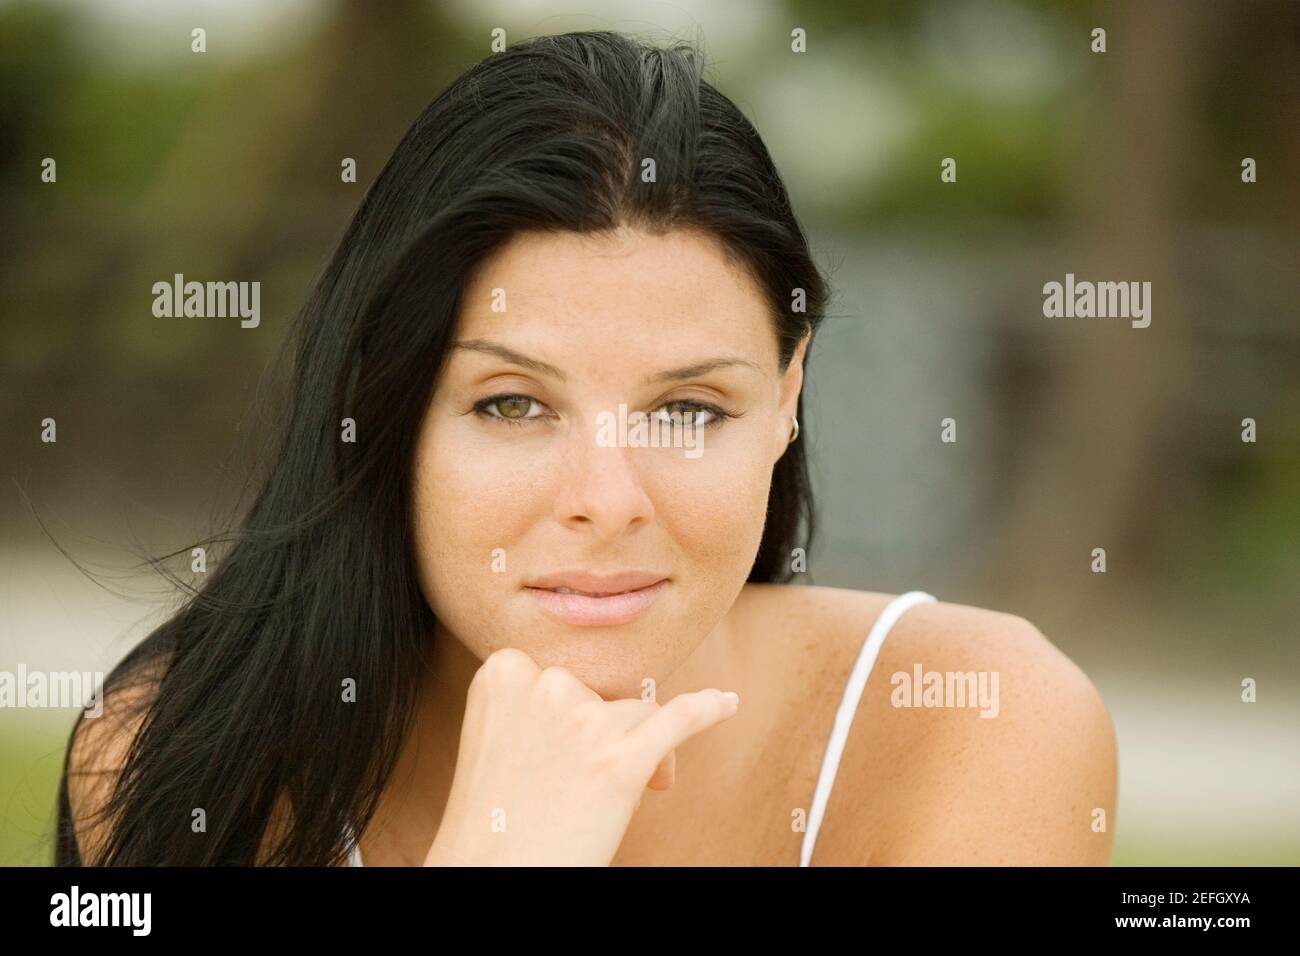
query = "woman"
xmin=57 ymin=30 xmax=1117 ymax=867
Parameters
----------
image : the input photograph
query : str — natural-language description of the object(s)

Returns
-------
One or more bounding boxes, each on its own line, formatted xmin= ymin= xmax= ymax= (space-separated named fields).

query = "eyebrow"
xmin=453 ymin=340 xmax=566 ymax=381
xmin=452 ymin=339 xmax=762 ymax=385
xmin=643 ymin=357 xmax=762 ymax=385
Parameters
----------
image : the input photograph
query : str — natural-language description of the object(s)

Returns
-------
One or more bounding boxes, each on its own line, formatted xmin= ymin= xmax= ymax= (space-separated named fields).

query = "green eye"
xmin=473 ymin=394 xmax=545 ymax=424
xmin=493 ymin=396 xmax=533 ymax=418
xmin=652 ymin=401 xmax=729 ymax=428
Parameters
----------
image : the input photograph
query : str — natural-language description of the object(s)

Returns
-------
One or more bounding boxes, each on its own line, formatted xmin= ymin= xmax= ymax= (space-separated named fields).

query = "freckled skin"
xmin=391 ymin=225 xmax=1116 ymax=866
xmin=410 ymin=225 xmax=807 ymax=700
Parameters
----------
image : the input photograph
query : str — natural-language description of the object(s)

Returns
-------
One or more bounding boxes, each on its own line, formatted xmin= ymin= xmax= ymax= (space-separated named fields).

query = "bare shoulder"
xmin=65 ymin=659 xmax=298 ymax=866
xmin=65 ymin=664 xmax=165 ymax=865
xmin=738 ymin=584 xmax=1118 ymax=866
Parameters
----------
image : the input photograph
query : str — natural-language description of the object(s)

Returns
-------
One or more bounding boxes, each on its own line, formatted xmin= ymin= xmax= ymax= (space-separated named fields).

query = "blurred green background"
xmin=1 ymin=0 xmax=1297 ymax=866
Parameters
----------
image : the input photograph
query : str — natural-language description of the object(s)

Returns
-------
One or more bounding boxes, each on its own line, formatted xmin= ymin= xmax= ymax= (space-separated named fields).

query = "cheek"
xmin=409 ymin=420 xmax=544 ymax=646
xmin=653 ymin=444 xmax=771 ymax=575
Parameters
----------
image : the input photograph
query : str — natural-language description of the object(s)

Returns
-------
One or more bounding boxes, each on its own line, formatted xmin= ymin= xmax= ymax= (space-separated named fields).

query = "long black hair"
xmin=55 ymin=29 xmax=828 ymax=866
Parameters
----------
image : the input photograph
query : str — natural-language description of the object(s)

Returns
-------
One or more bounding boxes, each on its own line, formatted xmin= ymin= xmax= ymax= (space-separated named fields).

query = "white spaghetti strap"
xmin=346 ymin=826 xmax=364 ymax=867
xmin=799 ymin=590 xmax=937 ymax=867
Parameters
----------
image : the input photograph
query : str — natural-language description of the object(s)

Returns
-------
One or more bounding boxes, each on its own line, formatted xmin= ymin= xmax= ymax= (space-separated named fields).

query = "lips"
xmin=524 ymin=570 xmax=668 ymax=627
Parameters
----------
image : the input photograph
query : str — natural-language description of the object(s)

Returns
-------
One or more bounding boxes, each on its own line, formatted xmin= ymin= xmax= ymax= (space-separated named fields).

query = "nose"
xmin=551 ymin=414 xmax=656 ymax=537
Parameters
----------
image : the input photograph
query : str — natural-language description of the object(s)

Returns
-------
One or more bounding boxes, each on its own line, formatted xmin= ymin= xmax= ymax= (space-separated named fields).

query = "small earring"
xmin=789 ymin=416 xmax=800 ymax=443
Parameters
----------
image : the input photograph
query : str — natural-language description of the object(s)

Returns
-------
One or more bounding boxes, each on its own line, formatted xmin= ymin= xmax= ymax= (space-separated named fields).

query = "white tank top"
xmin=347 ymin=590 xmax=936 ymax=868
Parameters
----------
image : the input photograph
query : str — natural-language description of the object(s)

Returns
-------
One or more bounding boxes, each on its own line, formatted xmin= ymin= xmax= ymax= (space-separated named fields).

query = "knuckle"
xmin=571 ymin=699 xmax=607 ymax=731
xmin=590 ymin=746 xmax=644 ymax=793
xmin=538 ymin=664 xmax=579 ymax=688
xmin=534 ymin=665 xmax=577 ymax=699
xmin=475 ymin=647 xmax=532 ymax=687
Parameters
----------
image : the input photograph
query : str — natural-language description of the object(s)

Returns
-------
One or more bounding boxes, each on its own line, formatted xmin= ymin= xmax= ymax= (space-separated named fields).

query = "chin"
xmin=514 ymin=630 xmax=665 ymax=702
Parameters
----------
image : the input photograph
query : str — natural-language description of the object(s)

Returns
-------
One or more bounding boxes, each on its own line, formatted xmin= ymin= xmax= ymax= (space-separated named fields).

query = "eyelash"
xmin=471 ymin=394 xmax=737 ymax=429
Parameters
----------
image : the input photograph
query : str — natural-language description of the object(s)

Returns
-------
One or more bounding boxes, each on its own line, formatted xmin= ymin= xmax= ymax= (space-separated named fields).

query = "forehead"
xmin=456 ymin=226 xmax=776 ymax=365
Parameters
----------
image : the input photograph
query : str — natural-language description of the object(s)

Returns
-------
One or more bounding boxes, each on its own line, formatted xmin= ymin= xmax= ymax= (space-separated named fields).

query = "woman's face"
xmin=411 ymin=225 xmax=807 ymax=699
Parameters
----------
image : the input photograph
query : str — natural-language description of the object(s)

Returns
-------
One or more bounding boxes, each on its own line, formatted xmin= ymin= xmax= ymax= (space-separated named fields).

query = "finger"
xmin=601 ymin=698 xmax=661 ymax=734
xmin=602 ymin=700 xmax=674 ymax=789
xmin=620 ymin=689 xmax=738 ymax=774
xmin=533 ymin=663 xmax=604 ymax=706
xmin=646 ymin=749 xmax=675 ymax=790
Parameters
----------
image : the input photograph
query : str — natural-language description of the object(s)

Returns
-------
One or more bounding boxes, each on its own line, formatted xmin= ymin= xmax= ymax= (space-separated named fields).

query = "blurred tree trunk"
xmin=974 ymin=0 xmax=1221 ymax=623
